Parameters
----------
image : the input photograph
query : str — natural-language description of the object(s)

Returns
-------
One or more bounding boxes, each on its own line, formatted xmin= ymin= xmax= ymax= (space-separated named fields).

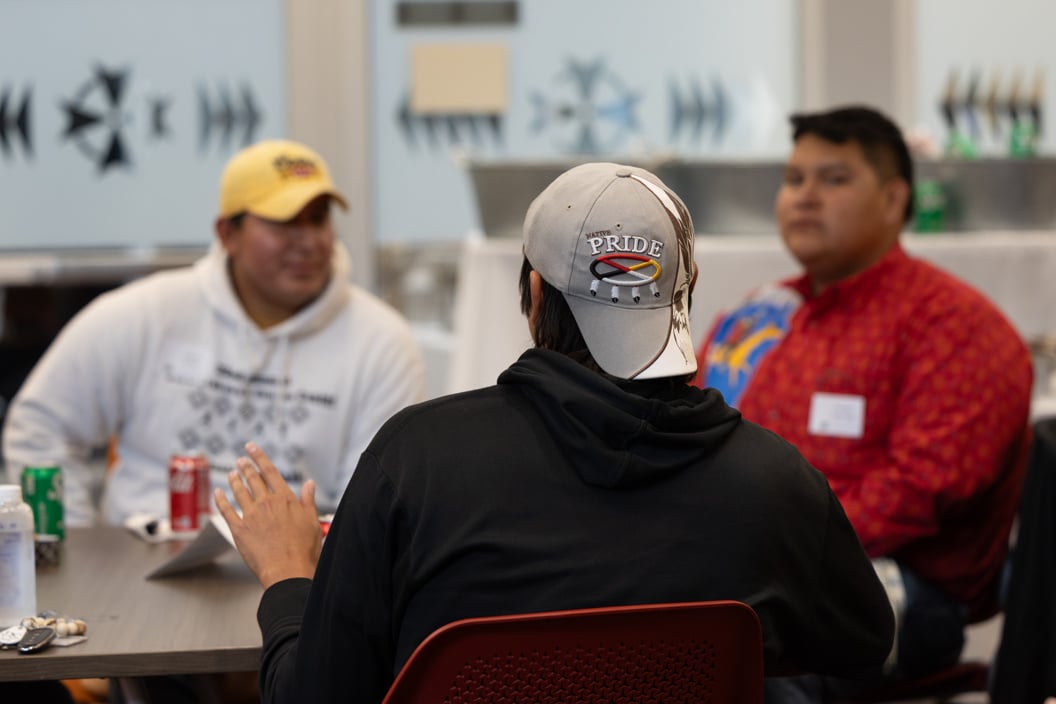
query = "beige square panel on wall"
xmin=410 ymin=43 xmax=508 ymax=114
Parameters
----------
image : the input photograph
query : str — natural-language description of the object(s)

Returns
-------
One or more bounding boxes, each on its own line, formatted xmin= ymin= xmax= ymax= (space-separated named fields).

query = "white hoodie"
xmin=3 ymin=242 xmax=425 ymax=526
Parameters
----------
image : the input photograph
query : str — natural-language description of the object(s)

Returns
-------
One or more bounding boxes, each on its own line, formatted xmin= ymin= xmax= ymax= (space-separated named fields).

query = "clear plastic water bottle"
xmin=0 ymin=484 xmax=36 ymax=627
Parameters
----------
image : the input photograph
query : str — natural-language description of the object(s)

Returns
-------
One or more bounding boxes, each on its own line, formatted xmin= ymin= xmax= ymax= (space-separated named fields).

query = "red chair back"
xmin=382 ymin=600 xmax=764 ymax=704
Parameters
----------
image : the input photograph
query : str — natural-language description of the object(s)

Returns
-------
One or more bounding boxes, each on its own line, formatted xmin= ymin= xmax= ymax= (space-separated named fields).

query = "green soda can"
xmin=21 ymin=466 xmax=65 ymax=566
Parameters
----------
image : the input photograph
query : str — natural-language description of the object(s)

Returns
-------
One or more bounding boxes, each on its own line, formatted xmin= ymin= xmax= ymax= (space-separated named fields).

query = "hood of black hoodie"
xmin=498 ymin=349 xmax=742 ymax=489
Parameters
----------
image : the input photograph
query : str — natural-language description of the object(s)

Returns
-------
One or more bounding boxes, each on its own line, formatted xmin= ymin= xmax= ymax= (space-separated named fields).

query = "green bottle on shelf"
xmin=1009 ymin=121 xmax=1038 ymax=158
xmin=913 ymin=180 xmax=947 ymax=234
xmin=945 ymin=131 xmax=979 ymax=159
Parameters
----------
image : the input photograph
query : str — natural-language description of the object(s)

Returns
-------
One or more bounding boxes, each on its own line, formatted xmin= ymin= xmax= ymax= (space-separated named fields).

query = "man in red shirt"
xmin=697 ymin=106 xmax=1033 ymax=698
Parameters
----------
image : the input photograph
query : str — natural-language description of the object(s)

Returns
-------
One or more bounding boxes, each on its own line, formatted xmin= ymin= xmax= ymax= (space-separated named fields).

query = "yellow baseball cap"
xmin=218 ymin=139 xmax=349 ymax=221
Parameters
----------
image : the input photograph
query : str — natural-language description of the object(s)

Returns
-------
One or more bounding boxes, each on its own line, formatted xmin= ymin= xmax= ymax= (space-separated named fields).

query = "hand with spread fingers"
xmin=215 ymin=441 xmax=323 ymax=589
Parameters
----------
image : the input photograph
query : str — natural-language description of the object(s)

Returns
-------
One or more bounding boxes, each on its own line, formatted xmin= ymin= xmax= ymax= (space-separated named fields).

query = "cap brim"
xmin=247 ymin=181 xmax=349 ymax=221
xmin=566 ymin=294 xmax=697 ymax=380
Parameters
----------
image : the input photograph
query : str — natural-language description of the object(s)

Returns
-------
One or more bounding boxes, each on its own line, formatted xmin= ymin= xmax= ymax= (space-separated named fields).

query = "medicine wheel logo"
xmin=589 ymin=254 xmax=662 ymax=303
xmin=60 ymin=64 xmax=173 ymax=173
xmin=61 ymin=65 xmax=135 ymax=172
xmin=530 ymin=58 xmax=640 ymax=154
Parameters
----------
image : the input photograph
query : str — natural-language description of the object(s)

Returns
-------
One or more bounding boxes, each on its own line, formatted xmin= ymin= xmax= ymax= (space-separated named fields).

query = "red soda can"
xmin=169 ymin=454 xmax=210 ymax=534
xmin=196 ymin=457 xmax=211 ymax=525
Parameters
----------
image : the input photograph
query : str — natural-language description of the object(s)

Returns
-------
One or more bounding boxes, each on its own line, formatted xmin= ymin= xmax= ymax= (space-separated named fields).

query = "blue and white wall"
xmin=369 ymin=0 xmax=798 ymax=243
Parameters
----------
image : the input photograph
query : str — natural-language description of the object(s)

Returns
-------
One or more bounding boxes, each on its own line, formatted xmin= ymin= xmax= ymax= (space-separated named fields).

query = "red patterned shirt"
xmin=697 ymin=244 xmax=1033 ymax=617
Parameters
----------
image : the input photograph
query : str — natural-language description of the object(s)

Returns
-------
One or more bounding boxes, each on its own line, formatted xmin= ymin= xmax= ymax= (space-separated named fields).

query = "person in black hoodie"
xmin=215 ymin=162 xmax=895 ymax=704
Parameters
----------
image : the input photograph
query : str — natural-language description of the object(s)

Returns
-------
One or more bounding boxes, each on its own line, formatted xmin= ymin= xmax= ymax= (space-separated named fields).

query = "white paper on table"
xmin=145 ymin=515 xmax=236 ymax=579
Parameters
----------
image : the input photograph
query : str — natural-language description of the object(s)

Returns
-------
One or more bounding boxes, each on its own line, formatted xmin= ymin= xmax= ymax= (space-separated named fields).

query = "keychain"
xmin=18 ymin=627 xmax=56 ymax=654
xmin=0 ymin=625 xmax=27 ymax=650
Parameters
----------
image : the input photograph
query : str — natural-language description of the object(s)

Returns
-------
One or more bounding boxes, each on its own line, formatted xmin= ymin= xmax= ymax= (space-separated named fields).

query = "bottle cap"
xmin=0 ymin=485 xmax=23 ymax=503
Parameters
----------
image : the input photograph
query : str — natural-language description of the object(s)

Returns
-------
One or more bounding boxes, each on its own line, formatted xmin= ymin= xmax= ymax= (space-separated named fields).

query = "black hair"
xmin=518 ymin=257 xmax=604 ymax=374
xmin=789 ymin=105 xmax=914 ymax=223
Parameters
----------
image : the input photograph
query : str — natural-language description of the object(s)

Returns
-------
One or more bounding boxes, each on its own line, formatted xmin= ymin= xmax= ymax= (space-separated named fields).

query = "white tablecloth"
xmin=449 ymin=231 xmax=1056 ymax=394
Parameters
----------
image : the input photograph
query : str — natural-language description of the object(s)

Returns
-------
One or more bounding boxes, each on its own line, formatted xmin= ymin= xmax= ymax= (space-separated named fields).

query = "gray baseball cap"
xmin=523 ymin=162 xmax=697 ymax=380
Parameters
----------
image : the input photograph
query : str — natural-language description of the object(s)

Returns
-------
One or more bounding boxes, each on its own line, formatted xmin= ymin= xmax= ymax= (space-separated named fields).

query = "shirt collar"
xmin=787 ymin=243 xmax=907 ymax=303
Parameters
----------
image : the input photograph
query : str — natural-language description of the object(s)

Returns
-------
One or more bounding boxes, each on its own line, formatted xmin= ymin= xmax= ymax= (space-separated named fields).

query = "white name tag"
xmin=807 ymin=392 xmax=866 ymax=439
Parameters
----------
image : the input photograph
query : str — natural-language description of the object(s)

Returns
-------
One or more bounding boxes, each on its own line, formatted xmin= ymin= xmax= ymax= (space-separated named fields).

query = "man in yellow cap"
xmin=3 ymin=139 xmax=426 ymax=529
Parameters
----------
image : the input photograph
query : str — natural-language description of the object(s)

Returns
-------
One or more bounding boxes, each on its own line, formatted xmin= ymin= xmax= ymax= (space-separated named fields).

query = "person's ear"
xmin=884 ymin=179 xmax=911 ymax=227
xmin=690 ymin=262 xmax=699 ymax=294
xmin=215 ymin=217 xmax=233 ymax=250
xmin=528 ymin=270 xmax=544 ymax=345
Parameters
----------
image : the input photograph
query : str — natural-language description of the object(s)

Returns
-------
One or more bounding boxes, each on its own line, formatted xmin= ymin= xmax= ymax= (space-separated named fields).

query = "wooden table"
xmin=0 ymin=526 xmax=263 ymax=682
